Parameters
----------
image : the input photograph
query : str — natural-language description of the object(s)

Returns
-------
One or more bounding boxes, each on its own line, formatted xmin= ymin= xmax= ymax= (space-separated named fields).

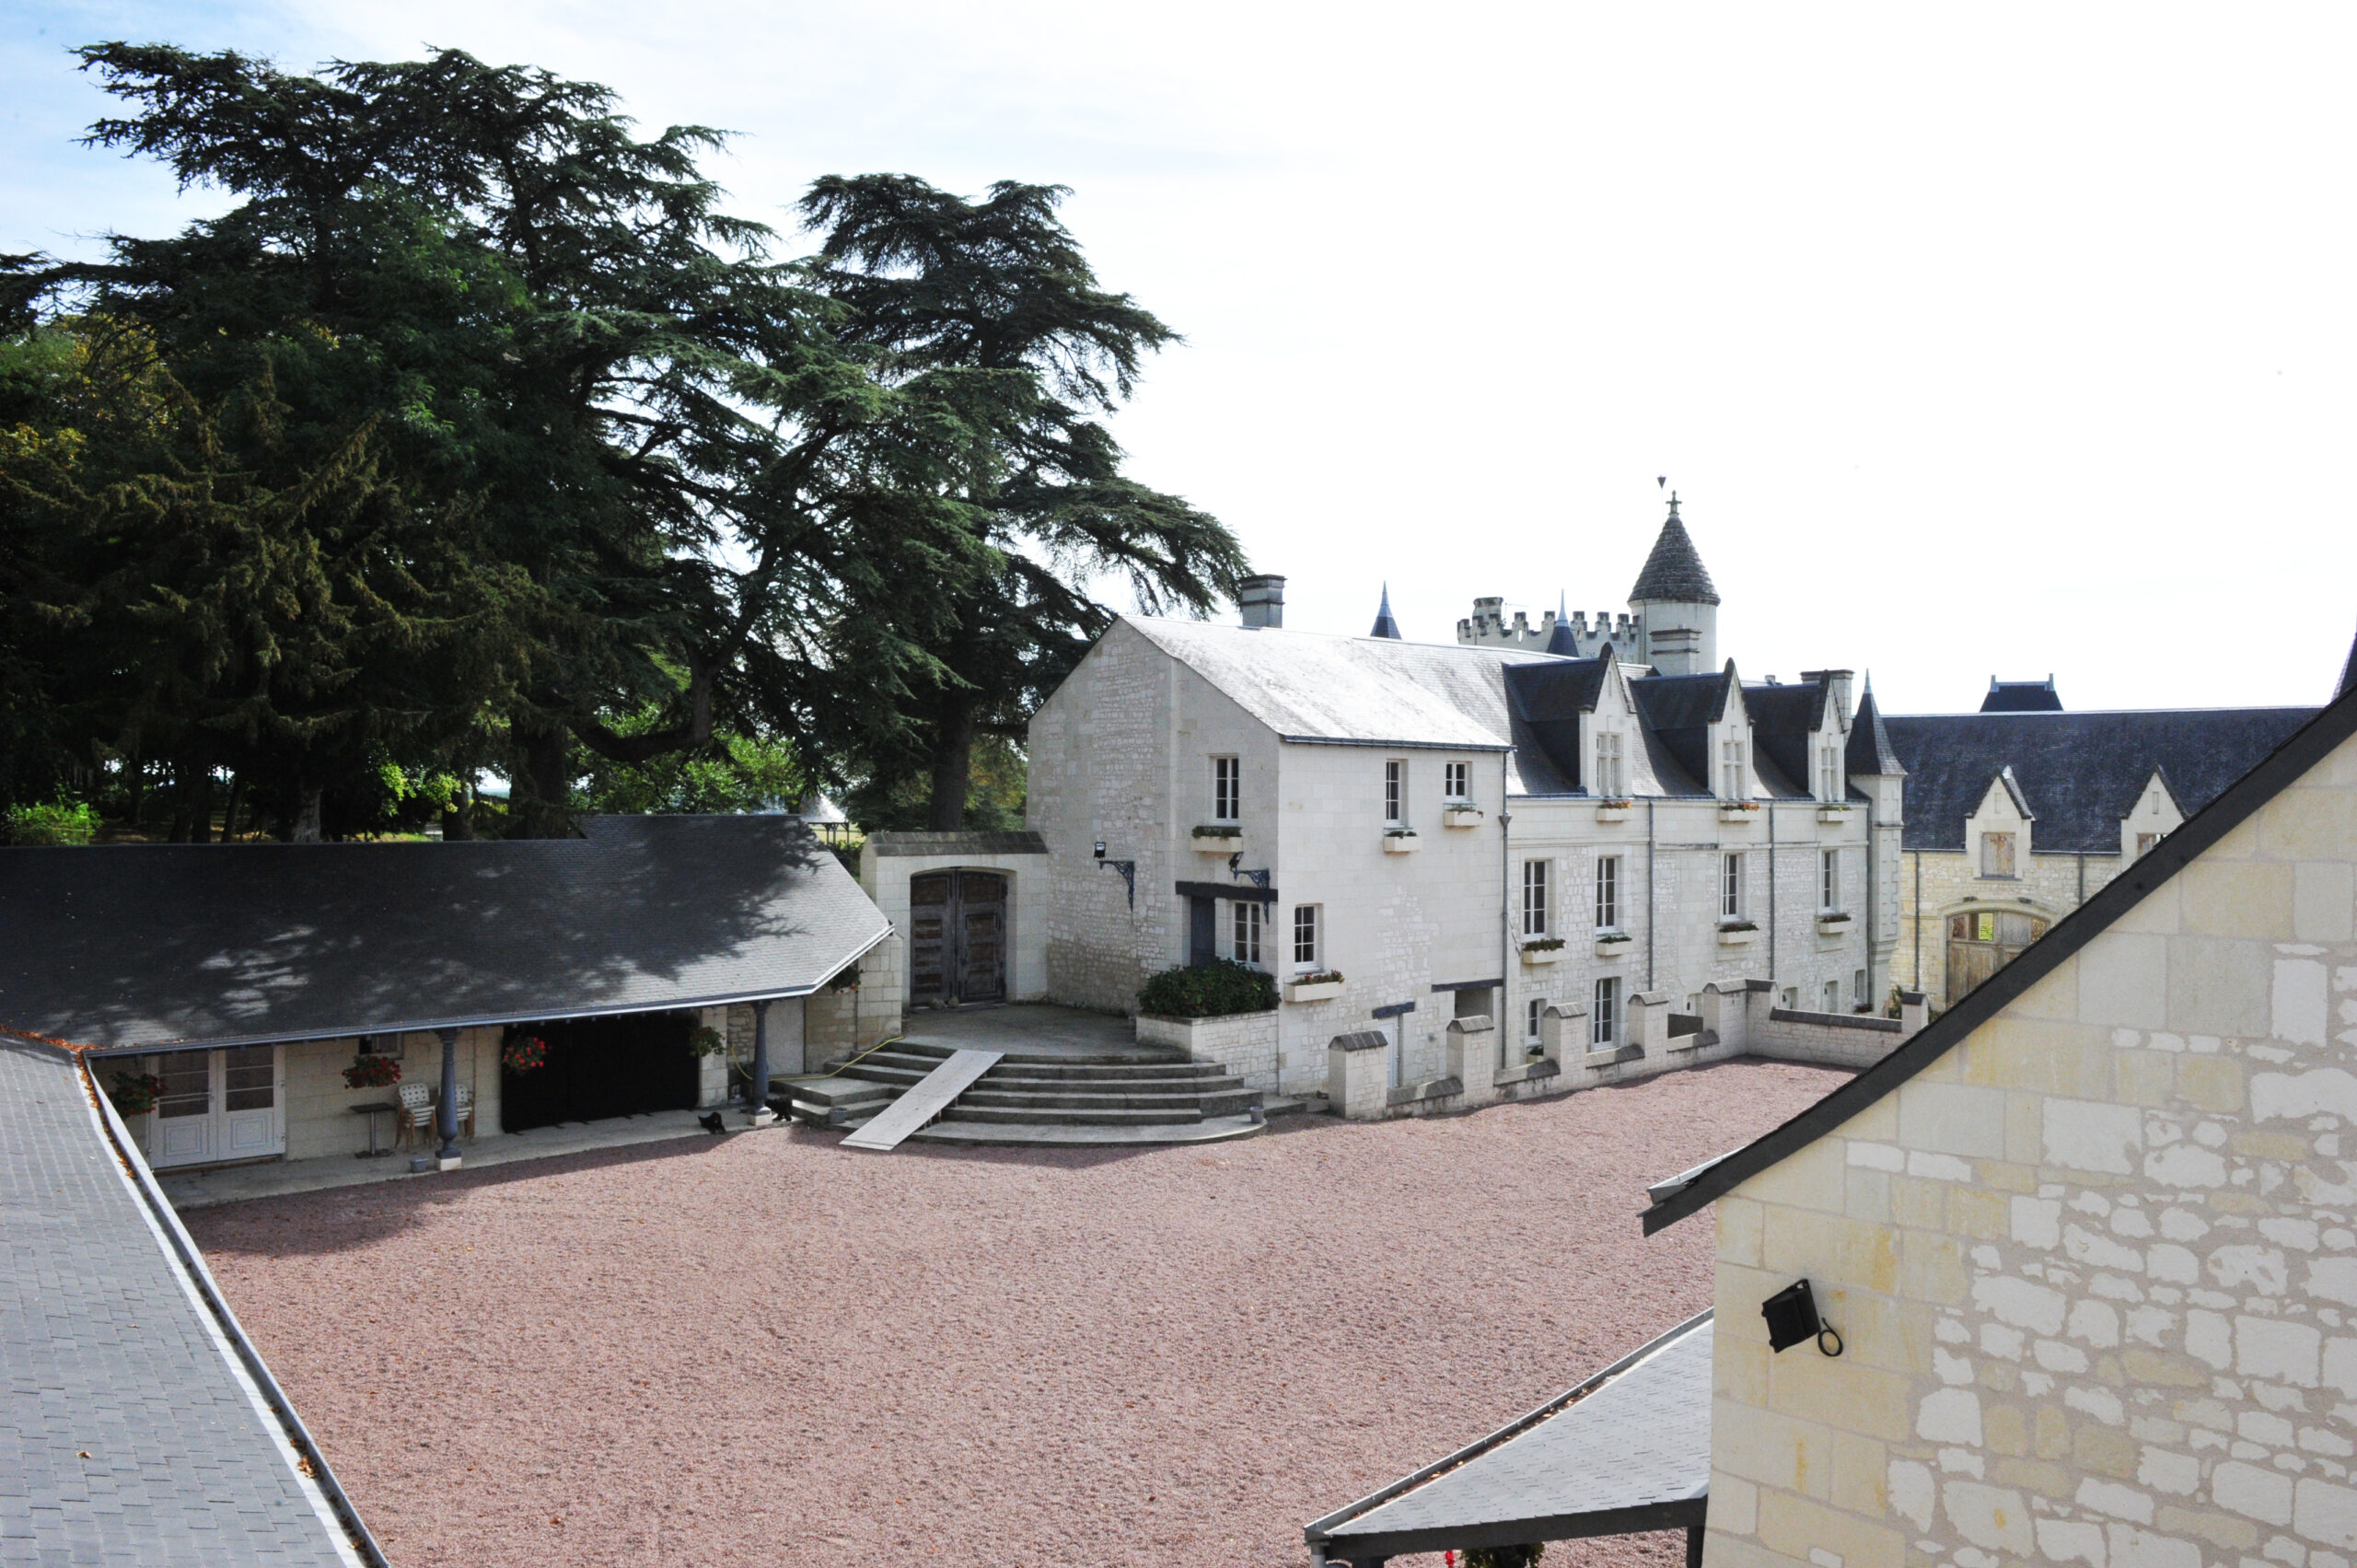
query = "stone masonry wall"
xmin=1900 ymin=847 xmax=2131 ymax=1012
xmin=1704 ymin=726 xmax=2357 ymax=1568
xmin=1753 ymin=1008 xmax=1909 ymax=1072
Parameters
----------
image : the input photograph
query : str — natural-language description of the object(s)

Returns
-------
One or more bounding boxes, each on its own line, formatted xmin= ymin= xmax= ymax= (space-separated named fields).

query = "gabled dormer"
xmin=1965 ymin=765 xmax=2036 ymax=877
xmin=1744 ymin=668 xmax=1853 ymax=801
xmin=1583 ymin=648 xmax=1638 ymax=799
xmin=1627 ymin=658 xmax=1741 ymax=797
xmin=2120 ymin=767 xmax=2184 ymax=860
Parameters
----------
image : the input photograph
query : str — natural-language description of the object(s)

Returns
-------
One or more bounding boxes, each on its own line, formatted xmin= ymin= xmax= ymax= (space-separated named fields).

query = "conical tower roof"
xmin=1369 ymin=584 xmax=1401 ymax=640
xmin=1629 ymin=494 xmax=1720 ymax=606
xmin=1544 ymin=592 xmax=1580 ymax=656
xmin=1846 ymin=678 xmax=1906 ymax=778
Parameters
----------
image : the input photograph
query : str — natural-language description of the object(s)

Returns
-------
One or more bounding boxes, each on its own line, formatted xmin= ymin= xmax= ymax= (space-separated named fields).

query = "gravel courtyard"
xmin=187 ymin=1058 xmax=1845 ymax=1568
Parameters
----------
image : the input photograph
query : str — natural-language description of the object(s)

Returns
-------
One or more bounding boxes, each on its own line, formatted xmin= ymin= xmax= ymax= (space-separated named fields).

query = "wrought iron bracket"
xmin=1099 ymin=858 xmax=1136 ymax=909
xmin=1226 ymin=852 xmax=1271 ymax=890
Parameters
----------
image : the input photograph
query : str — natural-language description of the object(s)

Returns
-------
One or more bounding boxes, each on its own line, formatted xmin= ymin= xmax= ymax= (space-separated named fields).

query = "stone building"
xmin=1628 ymin=669 xmax=2357 ymax=1567
xmin=867 ymin=499 xmax=1898 ymax=1113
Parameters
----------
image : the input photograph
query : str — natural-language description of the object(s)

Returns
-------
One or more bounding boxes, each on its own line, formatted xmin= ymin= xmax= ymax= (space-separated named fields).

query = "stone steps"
xmin=793 ymin=1035 xmax=1262 ymax=1139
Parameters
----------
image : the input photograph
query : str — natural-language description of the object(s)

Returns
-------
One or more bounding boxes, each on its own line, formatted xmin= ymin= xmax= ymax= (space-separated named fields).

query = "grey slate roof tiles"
xmin=0 ymin=1039 xmax=359 ymax=1566
xmin=0 ymin=815 xmax=889 ymax=1051
xmin=1880 ymin=707 xmax=2316 ymax=853
xmin=1845 ymin=685 xmax=1906 ymax=779
xmin=1627 ymin=500 xmax=1720 ymax=605
xmin=1980 ymin=678 xmax=2063 ymax=713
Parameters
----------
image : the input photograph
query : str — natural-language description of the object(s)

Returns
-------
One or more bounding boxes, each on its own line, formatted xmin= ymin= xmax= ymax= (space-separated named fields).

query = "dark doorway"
xmin=1188 ymin=896 xmax=1217 ymax=967
xmin=500 ymin=1010 xmax=701 ymax=1132
xmin=909 ymin=871 xmax=1009 ymax=1007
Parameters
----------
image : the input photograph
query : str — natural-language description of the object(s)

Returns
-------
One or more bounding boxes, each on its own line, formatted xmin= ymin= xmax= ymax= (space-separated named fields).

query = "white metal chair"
xmin=396 ymin=1081 xmax=434 ymax=1147
xmin=451 ymin=1083 xmax=475 ymax=1138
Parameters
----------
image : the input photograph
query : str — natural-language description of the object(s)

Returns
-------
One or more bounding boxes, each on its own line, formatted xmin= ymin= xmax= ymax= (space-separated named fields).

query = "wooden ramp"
xmin=840 ymin=1049 xmax=1003 ymax=1152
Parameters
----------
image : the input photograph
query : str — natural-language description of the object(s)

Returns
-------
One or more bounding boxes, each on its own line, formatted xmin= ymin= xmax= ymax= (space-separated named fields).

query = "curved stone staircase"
xmin=789 ymin=1039 xmax=1265 ymax=1146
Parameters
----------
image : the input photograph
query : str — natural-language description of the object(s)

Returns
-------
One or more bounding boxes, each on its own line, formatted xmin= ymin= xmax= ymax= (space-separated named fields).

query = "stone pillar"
xmin=1444 ymin=1015 xmax=1497 ymax=1107
xmin=1898 ymin=989 xmax=1929 ymax=1040
xmin=435 ymin=1026 xmax=461 ymax=1169
xmin=1628 ymin=992 xmax=1670 ymax=1057
xmin=1539 ymin=1002 xmax=1584 ymax=1065
xmin=695 ymin=1007 xmax=729 ymax=1109
xmin=1701 ymin=981 xmax=1752 ymax=1051
xmin=1327 ymin=1031 xmax=1389 ymax=1121
xmin=745 ymin=998 xmax=775 ymax=1126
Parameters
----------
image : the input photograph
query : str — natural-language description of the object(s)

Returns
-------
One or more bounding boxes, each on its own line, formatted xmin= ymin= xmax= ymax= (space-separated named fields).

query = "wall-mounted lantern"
xmin=1761 ymin=1278 xmax=1844 ymax=1356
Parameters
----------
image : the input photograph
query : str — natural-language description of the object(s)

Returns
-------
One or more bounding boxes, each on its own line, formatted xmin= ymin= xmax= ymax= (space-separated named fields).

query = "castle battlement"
xmin=1457 ymin=599 xmax=1640 ymax=657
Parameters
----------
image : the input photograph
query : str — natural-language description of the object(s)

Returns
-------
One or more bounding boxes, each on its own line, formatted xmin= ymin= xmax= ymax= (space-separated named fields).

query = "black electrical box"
xmin=1761 ymin=1278 xmax=1823 ymax=1353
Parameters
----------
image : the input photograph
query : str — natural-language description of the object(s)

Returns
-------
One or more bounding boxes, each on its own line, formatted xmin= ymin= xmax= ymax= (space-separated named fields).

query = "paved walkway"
xmin=0 ymin=1039 xmax=361 ymax=1565
xmin=898 ymin=1002 xmax=1166 ymax=1059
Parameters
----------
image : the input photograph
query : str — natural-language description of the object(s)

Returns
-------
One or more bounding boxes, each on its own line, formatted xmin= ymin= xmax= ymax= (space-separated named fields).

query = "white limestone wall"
xmin=861 ymin=843 xmax=1045 ymax=1009
xmin=273 ymin=1029 xmax=496 ymax=1159
xmin=1135 ymin=1009 xmax=1279 ymax=1090
xmin=1704 ymin=726 xmax=2357 ymax=1568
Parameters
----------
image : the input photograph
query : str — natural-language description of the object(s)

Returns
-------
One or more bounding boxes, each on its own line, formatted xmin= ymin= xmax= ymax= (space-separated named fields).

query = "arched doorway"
xmin=1945 ymin=909 xmax=2049 ymax=1004
xmin=910 ymin=870 xmax=1008 ymax=1007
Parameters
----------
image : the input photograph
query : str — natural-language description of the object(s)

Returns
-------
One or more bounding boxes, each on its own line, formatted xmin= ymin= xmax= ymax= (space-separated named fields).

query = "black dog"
xmin=698 ymin=1110 xmax=727 ymax=1135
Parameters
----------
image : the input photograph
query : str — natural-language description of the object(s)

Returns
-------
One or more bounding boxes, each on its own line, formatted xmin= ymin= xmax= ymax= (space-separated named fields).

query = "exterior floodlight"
xmin=1094 ymin=841 xmax=1106 ymax=859
xmin=1761 ymin=1278 xmax=1843 ymax=1356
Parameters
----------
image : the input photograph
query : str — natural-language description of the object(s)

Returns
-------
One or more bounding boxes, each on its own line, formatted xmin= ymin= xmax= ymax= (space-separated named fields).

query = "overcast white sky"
xmin=7 ymin=2 xmax=2354 ymax=713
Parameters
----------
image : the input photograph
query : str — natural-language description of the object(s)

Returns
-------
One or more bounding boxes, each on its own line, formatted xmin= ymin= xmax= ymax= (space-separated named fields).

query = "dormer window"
xmin=1817 ymin=743 xmax=1840 ymax=804
xmin=1980 ymin=831 xmax=2016 ymax=878
xmin=1594 ymin=730 xmax=1626 ymax=796
xmin=1720 ymin=737 xmax=1747 ymax=801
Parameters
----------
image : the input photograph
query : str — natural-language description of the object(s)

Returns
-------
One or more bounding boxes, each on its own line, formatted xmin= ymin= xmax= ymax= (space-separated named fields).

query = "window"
xmin=1527 ymin=996 xmax=1545 ymax=1045
xmin=1823 ymin=981 xmax=1840 ymax=1014
xmin=1820 ymin=849 xmax=1840 ymax=912
xmin=1595 ymin=855 xmax=1620 ymax=929
xmin=2136 ymin=831 xmax=2161 ymax=857
xmin=1444 ymin=761 xmax=1470 ymax=802
xmin=1593 ymin=978 xmax=1619 ymax=1047
xmin=1781 ymin=986 xmax=1799 ymax=1009
xmin=1594 ymin=730 xmax=1625 ymax=797
xmin=1818 ymin=743 xmax=1841 ymax=804
xmin=1293 ymin=904 xmax=1320 ymax=969
xmin=1980 ymin=831 xmax=2016 ymax=877
xmin=1521 ymin=859 xmax=1550 ymax=937
xmin=1722 ymin=853 xmax=1744 ymax=920
xmin=1232 ymin=900 xmax=1263 ymax=967
xmin=1720 ymin=737 xmax=1747 ymax=800
xmin=1212 ymin=756 xmax=1240 ymax=822
xmin=1384 ymin=759 xmax=1405 ymax=825
xmin=1853 ymin=969 xmax=1869 ymax=1010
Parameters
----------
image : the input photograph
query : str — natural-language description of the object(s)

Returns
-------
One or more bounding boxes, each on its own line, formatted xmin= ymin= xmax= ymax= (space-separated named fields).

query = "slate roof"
xmin=1120 ymin=617 xmax=1550 ymax=757
xmin=2340 ymin=625 xmax=2357 ymax=700
xmin=1630 ymin=667 xmax=1738 ymax=796
xmin=1543 ymin=596 xmax=1581 ymax=656
xmin=1628 ymin=498 xmax=1719 ymax=605
xmin=0 ymin=816 xmax=889 ymax=1052
xmin=1745 ymin=679 xmax=1838 ymax=801
xmin=1305 ymin=1310 xmax=1712 ymax=1558
xmin=1 ymin=1037 xmax=367 ymax=1565
xmin=1880 ymin=707 xmax=2318 ymax=854
xmin=1644 ymin=679 xmax=2357 ymax=1235
xmin=1846 ymin=684 xmax=1906 ymax=779
xmin=1981 ymin=677 xmax=2062 ymax=713
xmin=1502 ymin=658 xmax=1609 ymax=795
xmin=1369 ymin=586 xmax=1402 ymax=640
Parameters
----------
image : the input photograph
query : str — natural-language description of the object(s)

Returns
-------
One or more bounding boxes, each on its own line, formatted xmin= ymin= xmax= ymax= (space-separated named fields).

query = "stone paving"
xmin=0 ymin=1039 xmax=357 ymax=1566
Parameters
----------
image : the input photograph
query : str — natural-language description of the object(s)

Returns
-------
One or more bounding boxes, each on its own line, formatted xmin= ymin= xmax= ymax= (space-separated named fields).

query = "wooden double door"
xmin=1945 ymin=909 xmax=2049 ymax=1004
xmin=910 ymin=871 xmax=1007 ymax=1006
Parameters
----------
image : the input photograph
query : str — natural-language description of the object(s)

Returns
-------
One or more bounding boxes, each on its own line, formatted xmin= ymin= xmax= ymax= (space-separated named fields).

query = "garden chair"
xmin=451 ymin=1083 xmax=476 ymax=1138
xmin=396 ymin=1081 xmax=434 ymax=1147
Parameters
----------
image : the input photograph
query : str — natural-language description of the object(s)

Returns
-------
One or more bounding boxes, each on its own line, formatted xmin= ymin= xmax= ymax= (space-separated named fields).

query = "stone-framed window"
xmin=1526 ymin=996 xmax=1544 ymax=1045
xmin=1722 ymin=853 xmax=1745 ymax=920
xmin=1384 ymin=759 xmax=1405 ymax=826
xmin=1596 ymin=855 xmax=1620 ymax=930
xmin=1980 ymin=830 xmax=2016 ymax=877
xmin=1592 ymin=977 xmax=1619 ymax=1046
xmin=1443 ymin=761 xmax=1470 ymax=802
xmin=1720 ymin=737 xmax=1747 ymax=800
xmin=1292 ymin=904 xmax=1319 ymax=969
xmin=1817 ymin=741 xmax=1841 ymax=803
xmin=1521 ymin=859 xmax=1550 ymax=937
xmin=1212 ymin=755 xmax=1241 ymax=822
xmin=1819 ymin=848 xmax=1840 ymax=913
xmin=1594 ymin=730 xmax=1626 ymax=796
xmin=1231 ymin=900 xmax=1262 ymax=967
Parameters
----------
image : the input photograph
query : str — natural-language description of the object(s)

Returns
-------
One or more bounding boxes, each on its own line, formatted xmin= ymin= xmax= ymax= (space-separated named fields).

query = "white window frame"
xmin=1722 ymin=853 xmax=1744 ymax=920
xmin=1212 ymin=755 xmax=1241 ymax=823
xmin=1384 ymin=759 xmax=1406 ymax=826
xmin=1521 ymin=859 xmax=1550 ymax=937
xmin=1292 ymin=904 xmax=1320 ymax=970
xmin=1526 ymin=996 xmax=1545 ymax=1044
xmin=1232 ymin=900 xmax=1262 ymax=967
xmin=1594 ymin=729 xmax=1626 ymax=797
xmin=1443 ymin=761 xmax=1470 ymax=803
xmin=1596 ymin=855 xmax=1620 ymax=930
xmin=1592 ymin=978 xmax=1619 ymax=1047
xmin=1820 ymin=848 xmax=1840 ymax=913
xmin=1721 ymin=737 xmax=1747 ymax=801
xmin=1818 ymin=742 xmax=1840 ymax=804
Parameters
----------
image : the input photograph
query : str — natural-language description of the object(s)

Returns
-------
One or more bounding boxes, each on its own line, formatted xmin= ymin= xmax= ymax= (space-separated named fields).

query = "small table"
xmin=350 ymin=1101 xmax=399 ymax=1158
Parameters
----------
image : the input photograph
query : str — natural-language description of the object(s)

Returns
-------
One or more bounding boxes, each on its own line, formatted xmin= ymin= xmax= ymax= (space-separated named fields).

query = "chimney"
xmin=1238 ymin=575 xmax=1285 ymax=630
xmin=1801 ymin=668 xmax=1854 ymax=720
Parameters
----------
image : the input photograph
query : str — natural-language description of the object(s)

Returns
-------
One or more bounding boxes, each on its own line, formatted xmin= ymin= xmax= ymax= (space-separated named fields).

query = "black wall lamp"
xmin=1762 ymin=1278 xmax=1844 ymax=1357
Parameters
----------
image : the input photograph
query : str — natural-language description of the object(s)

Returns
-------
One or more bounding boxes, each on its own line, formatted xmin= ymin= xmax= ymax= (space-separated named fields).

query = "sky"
xmin=6 ymin=2 xmax=2355 ymax=714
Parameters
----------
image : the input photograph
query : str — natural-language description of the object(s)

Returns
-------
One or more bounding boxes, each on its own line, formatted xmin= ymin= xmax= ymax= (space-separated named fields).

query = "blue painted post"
xmin=435 ymin=1027 xmax=460 ymax=1163
xmin=749 ymin=999 xmax=772 ymax=1121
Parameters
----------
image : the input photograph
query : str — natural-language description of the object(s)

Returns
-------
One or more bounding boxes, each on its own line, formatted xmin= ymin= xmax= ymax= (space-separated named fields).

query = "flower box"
xmin=1717 ymin=923 xmax=1757 ymax=947
xmin=1817 ymin=805 xmax=1851 ymax=824
xmin=1382 ymin=830 xmax=1420 ymax=854
xmin=1595 ymin=936 xmax=1632 ymax=959
xmin=1191 ymin=825 xmax=1243 ymax=852
xmin=1520 ymin=940 xmax=1563 ymax=966
xmin=1719 ymin=803 xmax=1761 ymax=823
xmin=1442 ymin=805 xmax=1484 ymax=828
xmin=1285 ymin=975 xmax=1345 ymax=1003
xmin=1595 ymin=802 xmax=1631 ymax=823
xmin=1817 ymin=912 xmax=1852 ymax=935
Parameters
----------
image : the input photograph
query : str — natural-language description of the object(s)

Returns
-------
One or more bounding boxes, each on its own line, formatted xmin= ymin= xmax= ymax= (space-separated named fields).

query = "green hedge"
xmin=1136 ymin=959 xmax=1276 ymax=1019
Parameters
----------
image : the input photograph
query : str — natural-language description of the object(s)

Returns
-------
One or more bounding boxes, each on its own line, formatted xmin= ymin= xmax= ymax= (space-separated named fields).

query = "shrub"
xmin=7 ymin=799 xmax=96 ymax=845
xmin=1136 ymin=959 xmax=1276 ymax=1018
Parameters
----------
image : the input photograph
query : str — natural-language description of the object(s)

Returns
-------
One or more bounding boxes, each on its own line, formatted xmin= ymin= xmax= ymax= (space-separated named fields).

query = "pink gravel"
xmin=187 ymin=1059 xmax=1845 ymax=1568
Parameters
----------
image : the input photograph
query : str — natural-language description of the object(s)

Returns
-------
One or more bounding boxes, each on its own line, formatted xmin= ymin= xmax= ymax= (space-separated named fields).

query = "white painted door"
xmin=145 ymin=1045 xmax=285 ymax=1168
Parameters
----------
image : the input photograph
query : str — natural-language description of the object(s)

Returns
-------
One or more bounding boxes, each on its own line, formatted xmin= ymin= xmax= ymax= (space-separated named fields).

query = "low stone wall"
xmin=1136 ymin=1009 xmax=1279 ymax=1090
xmin=1750 ymin=1006 xmax=1905 ymax=1069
